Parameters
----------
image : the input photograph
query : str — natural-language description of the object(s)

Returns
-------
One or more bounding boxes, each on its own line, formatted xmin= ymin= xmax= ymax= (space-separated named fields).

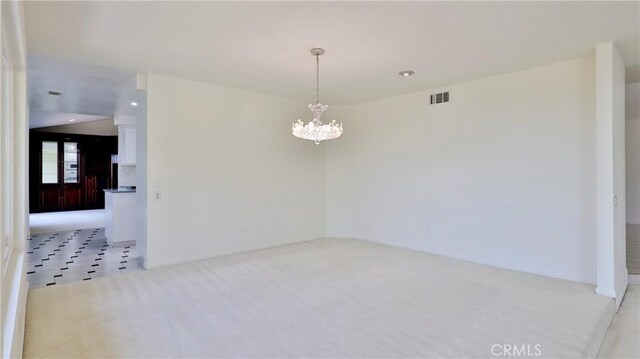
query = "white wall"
xmin=142 ymin=74 xmax=325 ymax=268
xmin=626 ymin=83 xmax=640 ymax=225
xmin=114 ymin=76 xmax=146 ymax=188
xmin=118 ymin=166 xmax=136 ymax=187
xmin=595 ymin=43 xmax=627 ymax=306
xmin=326 ymin=57 xmax=597 ymax=284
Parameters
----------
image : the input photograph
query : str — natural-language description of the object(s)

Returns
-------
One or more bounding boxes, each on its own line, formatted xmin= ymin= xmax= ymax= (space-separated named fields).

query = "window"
xmin=63 ymin=142 xmax=78 ymax=183
xmin=42 ymin=141 xmax=58 ymax=184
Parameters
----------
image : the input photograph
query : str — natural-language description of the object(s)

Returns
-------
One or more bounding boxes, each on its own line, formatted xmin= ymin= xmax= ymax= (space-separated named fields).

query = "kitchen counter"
xmin=104 ymin=188 xmax=136 ymax=193
xmin=104 ymin=189 xmax=136 ymax=247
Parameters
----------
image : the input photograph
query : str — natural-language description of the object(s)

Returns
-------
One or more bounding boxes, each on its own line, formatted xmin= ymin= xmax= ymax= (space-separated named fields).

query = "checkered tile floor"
xmin=26 ymin=228 xmax=143 ymax=288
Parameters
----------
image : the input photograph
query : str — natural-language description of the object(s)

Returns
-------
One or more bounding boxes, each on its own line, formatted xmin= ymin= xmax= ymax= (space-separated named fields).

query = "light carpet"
xmin=598 ymin=285 xmax=640 ymax=359
xmin=25 ymin=238 xmax=615 ymax=358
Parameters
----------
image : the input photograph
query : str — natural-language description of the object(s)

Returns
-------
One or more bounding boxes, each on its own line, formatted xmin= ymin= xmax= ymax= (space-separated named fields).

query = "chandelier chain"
xmin=316 ymin=54 xmax=320 ymax=104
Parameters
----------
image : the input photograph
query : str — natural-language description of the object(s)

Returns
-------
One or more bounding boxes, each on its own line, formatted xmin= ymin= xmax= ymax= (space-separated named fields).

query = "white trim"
xmin=1 ymin=246 xmax=11 ymax=277
xmin=596 ymin=286 xmax=617 ymax=298
xmin=1 ymin=48 xmax=14 ymax=276
xmin=1 ymin=1 xmax=25 ymax=68
xmin=2 ymin=252 xmax=27 ymax=359
xmin=0 ymin=1 xmax=28 ymax=358
xmin=595 ymin=43 xmax=628 ymax=308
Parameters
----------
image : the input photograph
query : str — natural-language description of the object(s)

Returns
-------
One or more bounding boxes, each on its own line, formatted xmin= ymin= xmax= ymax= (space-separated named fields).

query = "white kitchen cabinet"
xmin=118 ymin=125 xmax=136 ymax=165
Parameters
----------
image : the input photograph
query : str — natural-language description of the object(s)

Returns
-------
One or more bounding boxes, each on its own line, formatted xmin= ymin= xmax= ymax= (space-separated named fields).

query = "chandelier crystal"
xmin=292 ymin=48 xmax=343 ymax=145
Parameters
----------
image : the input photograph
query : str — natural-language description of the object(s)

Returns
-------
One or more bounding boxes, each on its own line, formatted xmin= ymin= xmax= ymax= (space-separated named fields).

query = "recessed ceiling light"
xmin=398 ymin=70 xmax=415 ymax=77
xmin=130 ymin=101 xmax=138 ymax=106
xmin=69 ymin=118 xmax=76 ymax=122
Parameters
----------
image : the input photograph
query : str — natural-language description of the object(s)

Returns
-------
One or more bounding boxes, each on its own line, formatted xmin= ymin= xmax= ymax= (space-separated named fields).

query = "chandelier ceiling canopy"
xmin=292 ymin=48 xmax=343 ymax=145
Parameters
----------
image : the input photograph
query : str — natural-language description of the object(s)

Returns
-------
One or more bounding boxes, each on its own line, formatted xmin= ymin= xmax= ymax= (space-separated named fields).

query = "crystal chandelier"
xmin=292 ymin=48 xmax=343 ymax=144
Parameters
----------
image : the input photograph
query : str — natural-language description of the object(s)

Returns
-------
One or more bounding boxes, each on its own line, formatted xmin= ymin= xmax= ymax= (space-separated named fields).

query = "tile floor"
xmin=26 ymin=228 xmax=143 ymax=288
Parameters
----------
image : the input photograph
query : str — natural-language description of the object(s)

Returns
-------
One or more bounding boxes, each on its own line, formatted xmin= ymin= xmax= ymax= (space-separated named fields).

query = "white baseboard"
xmin=12 ymin=273 xmax=28 ymax=359
xmin=596 ymin=286 xmax=616 ymax=298
xmin=629 ymin=274 xmax=640 ymax=285
xmin=615 ymin=269 xmax=629 ymax=309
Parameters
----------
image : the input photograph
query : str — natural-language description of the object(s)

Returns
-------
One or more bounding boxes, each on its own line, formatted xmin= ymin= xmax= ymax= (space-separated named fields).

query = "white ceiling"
xmin=24 ymin=1 xmax=640 ymax=105
xmin=29 ymin=109 xmax=110 ymax=129
xmin=28 ymin=56 xmax=135 ymax=122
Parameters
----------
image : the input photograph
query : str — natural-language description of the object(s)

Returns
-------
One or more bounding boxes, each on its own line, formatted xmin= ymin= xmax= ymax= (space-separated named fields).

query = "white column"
xmin=13 ymin=68 xmax=27 ymax=251
xmin=596 ymin=43 xmax=627 ymax=308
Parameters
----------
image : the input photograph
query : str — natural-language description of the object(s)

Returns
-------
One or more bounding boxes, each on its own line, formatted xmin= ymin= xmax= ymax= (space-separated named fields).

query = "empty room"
xmin=0 ymin=1 xmax=639 ymax=358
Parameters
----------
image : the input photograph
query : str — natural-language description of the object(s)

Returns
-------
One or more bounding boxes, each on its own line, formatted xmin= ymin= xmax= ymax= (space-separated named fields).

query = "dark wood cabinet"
xmin=84 ymin=175 xmax=110 ymax=208
xmin=39 ymin=187 xmax=82 ymax=210
xmin=39 ymin=187 xmax=60 ymax=211
xmin=30 ymin=132 xmax=117 ymax=213
xmin=62 ymin=187 xmax=82 ymax=209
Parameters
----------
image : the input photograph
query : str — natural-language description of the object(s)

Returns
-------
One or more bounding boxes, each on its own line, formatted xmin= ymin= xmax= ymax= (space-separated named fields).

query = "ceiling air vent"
xmin=47 ymin=90 xmax=63 ymax=96
xmin=430 ymin=91 xmax=449 ymax=105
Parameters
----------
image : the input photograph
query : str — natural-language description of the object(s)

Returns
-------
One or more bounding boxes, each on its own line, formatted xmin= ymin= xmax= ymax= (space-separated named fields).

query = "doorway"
xmin=29 ymin=132 xmax=117 ymax=213
xmin=25 ymin=58 xmax=146 ymax=288
xmin=37 ymin=139 xmax=81 ymax=211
